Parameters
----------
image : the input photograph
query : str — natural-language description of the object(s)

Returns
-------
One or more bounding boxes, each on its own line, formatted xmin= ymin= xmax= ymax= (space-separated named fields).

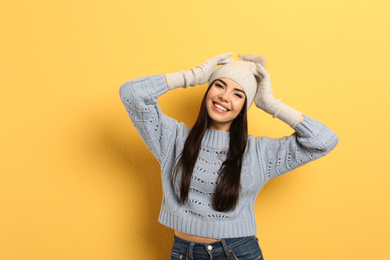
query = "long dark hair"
xmin=173 ymin=81 xmax=248 ymax=212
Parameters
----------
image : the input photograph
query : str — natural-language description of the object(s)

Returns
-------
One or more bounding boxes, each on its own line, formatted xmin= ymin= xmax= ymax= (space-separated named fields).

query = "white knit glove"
xmin=165 ymin=53 xmax=234 ymax=90
xmin=253 ymin=63 xmax=303 ymax=128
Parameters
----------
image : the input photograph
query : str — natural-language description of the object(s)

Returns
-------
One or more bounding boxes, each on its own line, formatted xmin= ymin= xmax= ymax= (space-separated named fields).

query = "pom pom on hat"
xmin=238 ymin=54 xmax=267 ymax=68
xmin=209 ymin=54 xmax=266 ymax=110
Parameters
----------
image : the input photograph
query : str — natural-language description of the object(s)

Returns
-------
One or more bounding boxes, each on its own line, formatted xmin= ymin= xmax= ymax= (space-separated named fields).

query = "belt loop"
xmin=221 ymin=239 xmax=231 ymax=258
xmin=188 ymin=242 xmax=195 ymax=260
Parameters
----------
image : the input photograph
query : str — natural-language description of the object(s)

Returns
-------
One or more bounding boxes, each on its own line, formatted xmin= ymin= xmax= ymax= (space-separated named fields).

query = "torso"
xmin=175 ymin=230 xmax=221 ymax=243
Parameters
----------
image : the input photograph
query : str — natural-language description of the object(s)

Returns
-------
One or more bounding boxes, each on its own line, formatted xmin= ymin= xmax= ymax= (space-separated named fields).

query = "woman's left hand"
xmin=253 ymin=63 xmax=303 ymax=127
xmin=253 ymin=63 xmax=279 ymax=113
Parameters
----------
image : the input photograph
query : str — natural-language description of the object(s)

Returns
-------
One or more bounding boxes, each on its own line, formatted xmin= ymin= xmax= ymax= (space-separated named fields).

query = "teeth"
xmin=214 ymin=103 xmax=228 ymax=112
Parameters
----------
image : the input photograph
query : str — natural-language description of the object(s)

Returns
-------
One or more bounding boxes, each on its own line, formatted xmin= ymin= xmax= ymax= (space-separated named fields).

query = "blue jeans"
xmin=170 ymin=235 xmax=264 ymax=260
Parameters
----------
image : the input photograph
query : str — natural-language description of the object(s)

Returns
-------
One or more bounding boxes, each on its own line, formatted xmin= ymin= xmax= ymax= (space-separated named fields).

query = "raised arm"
xmin=250 ymin=64 xmax=338 ymax=180
xmin=119 ymin=75 xmax=178 ymax=162
xmin=256 ymin=115 xmax=338 ymax=181
xmin=119 ymin=53 xmax=234 ymax=162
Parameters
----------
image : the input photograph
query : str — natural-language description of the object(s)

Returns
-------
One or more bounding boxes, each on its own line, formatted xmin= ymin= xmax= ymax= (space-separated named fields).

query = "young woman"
xmin=119 ymin=53 xmax=338 ymax=259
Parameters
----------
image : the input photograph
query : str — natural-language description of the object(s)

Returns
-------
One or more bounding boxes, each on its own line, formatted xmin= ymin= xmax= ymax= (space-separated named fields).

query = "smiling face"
xmin=206 ymin=77 xmax=246 ymax=131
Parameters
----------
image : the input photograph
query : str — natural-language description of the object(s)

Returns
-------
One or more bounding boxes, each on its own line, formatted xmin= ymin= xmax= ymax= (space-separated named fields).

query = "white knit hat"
xmin=208 ymin=55 xmax=266 ymax=110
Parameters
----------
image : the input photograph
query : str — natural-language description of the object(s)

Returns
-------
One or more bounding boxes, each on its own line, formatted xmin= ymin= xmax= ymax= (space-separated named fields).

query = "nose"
xmin=219 ymin=91 xmax=229 ymax=102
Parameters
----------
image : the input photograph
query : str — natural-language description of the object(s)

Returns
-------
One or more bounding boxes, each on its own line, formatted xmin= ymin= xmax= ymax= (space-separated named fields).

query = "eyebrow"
xmin=216 ymin=79 xmax=246 ymax=94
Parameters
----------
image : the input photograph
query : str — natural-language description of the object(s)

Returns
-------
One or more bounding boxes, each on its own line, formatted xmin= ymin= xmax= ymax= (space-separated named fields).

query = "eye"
xmin=234 ymin=93 xmax=244 ymax=99
xmin=215 ymin=83 xmax=224 ymax=89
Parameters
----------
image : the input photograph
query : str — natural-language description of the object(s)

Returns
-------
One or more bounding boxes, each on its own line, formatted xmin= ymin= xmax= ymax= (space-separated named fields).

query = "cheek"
xmin=205 ymin=98 xmax=213 ymax=114
xmin=233 ymin=99 xmax=246 ymax=112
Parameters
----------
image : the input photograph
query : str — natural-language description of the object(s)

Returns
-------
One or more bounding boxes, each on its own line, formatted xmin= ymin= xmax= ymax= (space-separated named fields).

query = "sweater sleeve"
xmin=119 ymin=74 xmax=180 ymax=163
xmin=256 ymin=116 xmax=339 ymax=181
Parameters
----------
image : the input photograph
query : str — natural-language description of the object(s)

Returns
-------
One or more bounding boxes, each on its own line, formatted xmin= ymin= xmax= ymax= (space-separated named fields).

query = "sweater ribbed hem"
xmin=158 ymin=208 xmax=257 ymax=239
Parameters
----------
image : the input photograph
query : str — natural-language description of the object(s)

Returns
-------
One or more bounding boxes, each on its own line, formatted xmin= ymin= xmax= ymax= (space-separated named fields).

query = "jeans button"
xmin=207 ymin=245 xmax=213 ymax=251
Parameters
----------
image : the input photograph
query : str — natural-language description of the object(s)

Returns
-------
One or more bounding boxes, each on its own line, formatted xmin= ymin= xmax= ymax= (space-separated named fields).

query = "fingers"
xmin=202 ymin=53 xmax=233 ymax=67
xmin=216 ymin=52 xmax=233 ymax=60
xmin=250 ymin=64 xmax=263 ymax=79
xmin=210 ymin=53 xmax=233 ymax=64
xmin=255 ymin=63 xmax=269 ymax=79
xmin=218 ymin=58 xmax=234 ymax=65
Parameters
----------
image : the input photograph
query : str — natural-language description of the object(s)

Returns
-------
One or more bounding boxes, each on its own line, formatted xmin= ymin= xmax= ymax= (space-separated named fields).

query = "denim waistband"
xmin=173 ymin=235 xmax=255 ymax=258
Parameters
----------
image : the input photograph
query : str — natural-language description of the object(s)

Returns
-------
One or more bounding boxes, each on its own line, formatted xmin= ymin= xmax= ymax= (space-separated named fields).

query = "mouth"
xmin=213 ymin=102 xmax=230 ymax=113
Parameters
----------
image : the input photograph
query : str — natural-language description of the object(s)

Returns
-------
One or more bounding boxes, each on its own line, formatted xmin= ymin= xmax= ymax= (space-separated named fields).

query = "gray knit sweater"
xmin=119 ymin=74 xmax=338 ymax=239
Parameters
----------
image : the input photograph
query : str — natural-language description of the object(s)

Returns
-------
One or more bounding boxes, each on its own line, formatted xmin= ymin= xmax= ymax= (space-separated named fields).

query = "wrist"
xmin=165 ymin=69 xmax=199 ymax=90
xmin=273 ymin=103 xmax=303 ymax=128
xmin=165 ymin=71 xmax=186 ymax=90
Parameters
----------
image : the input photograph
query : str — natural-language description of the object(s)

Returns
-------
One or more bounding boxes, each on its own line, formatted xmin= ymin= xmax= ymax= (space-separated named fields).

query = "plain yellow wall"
xmin=1 ymin=0 xmax=389 ymax=259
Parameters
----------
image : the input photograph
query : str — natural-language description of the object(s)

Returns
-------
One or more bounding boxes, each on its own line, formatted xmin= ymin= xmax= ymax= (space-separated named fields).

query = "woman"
xmin=119 ymin=53 xmax=338 ymax=259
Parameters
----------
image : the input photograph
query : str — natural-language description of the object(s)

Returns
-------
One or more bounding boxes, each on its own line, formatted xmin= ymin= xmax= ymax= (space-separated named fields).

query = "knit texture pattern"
xmin=119 ymin=74 xmax=339 ymax=239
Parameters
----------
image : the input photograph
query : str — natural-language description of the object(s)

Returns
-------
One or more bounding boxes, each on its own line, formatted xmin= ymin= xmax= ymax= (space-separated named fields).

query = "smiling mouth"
xmin=213 ymin=102 xmax=230 ymax=112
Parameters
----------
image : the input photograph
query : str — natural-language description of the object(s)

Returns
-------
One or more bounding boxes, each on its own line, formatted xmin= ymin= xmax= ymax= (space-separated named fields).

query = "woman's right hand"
xmin=165 ymin=53 xmax=234 ymax=90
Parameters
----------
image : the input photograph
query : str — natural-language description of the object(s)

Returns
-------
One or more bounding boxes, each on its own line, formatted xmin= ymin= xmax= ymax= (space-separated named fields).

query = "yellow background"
xmin=1 ymin=0 xmax=389 ymax=259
